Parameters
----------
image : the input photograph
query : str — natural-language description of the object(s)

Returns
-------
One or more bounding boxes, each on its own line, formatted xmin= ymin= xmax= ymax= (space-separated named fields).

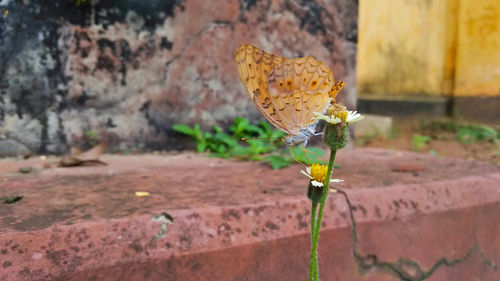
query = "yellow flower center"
xmin=310 ymin=163 xmax=328 ymax=183
xmin=327 ymin=103 xmax=348 ymax=123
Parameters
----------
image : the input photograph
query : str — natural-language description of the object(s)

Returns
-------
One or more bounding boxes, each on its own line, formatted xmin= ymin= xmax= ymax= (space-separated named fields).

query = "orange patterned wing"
xmin=234 ymin=44 xmax=335 ymax=135
xmin=328 ymin=80 xmax=346 ymax=100
xmin=266 ymin=55 xmax=334 ymax=135
xmin=234 ymin=44 xmax=288 ymax=133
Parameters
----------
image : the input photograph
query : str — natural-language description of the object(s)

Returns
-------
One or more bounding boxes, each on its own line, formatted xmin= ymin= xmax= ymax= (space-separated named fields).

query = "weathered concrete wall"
xmin=0 ymin=0 xmax=358 ymax=156
xmin=1 ymin=149 xmax=499 ymax=280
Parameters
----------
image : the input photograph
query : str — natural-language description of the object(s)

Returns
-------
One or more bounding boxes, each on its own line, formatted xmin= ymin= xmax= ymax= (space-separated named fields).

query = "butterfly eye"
xmin=311 ymin=80 xmax=317 ymax=87
xmin=287 ymin=80 xmax=292 ymax=87
xmin=279 ymin=82 xmax=284 ymax=87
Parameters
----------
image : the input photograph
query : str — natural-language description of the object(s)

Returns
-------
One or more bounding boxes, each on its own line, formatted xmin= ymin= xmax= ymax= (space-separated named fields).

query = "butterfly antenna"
xmin=241 ymin=137 xmax=281 ymax=141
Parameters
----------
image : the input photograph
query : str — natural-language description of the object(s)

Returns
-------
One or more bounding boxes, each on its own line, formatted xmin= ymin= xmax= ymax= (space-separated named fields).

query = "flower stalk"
xmin=308 ymin=149 xmax=337 ymax=281
xmin=305 ymin=100 xmax=363 ymax=280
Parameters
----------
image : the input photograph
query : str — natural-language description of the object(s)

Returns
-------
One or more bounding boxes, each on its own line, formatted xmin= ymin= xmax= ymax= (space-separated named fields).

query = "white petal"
xmin=311 ymin=181 xmax=324 ymax=187
xmin=330 ymin=179 xmax=344 ymax=183
xmin=300 ymin=169 xmax=313 ymax=179
xmin=313 ymin=112 xmax=330 ymax=121
xmin=346 ymin=111 xmax=364 ymax=123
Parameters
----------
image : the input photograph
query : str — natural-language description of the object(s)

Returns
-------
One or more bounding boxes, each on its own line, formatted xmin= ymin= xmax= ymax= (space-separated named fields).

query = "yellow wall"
xmin=454 ymin=0 xmax=500 ymax=96
xmin=357 ymin=0 xmax=500 ymax=98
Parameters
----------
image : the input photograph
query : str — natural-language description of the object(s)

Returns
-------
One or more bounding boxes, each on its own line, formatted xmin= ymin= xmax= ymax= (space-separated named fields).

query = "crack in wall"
xmin=335 ymin=189 xmax=498 ymax=281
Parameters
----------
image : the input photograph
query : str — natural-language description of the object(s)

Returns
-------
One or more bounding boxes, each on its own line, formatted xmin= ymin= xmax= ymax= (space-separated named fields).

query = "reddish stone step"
xmin=0 ymin=149 xmax=499 ymax=280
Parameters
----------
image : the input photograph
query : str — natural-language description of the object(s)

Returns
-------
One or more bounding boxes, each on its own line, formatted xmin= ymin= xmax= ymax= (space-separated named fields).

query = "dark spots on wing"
xmin=262 ymin=97 xmax=272 ymax=108
xmin=269 ymin=108 xmax=276 ymax=116
xmin=252 ymin=88 xmax=261 ymax=100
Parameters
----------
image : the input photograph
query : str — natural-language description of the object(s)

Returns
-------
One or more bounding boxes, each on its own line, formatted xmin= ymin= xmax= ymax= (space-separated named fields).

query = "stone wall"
xmin=0 ymin=0 xmax=358 ymax=155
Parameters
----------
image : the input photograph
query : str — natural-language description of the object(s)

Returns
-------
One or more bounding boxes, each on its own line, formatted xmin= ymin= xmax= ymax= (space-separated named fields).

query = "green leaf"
xmin=271 ymin=130 xmax=287 ymax=139
xmin=291 ymin=146 xmax=327 ymax=165
xmin=231 ymin=117 xmax=250 ymax=138
xmin=172 ymin=124 xmax=194 ymax=136
xmin=213 ymin=125 xmax=223 ymax=133
xmin=213 ymin=132 xmax=237 ymax=148
xmin=307 ymin=147 xmax=327 ymax=157
xmin=230 ymin=145 xmax=250 ymax=157
xmin=243 ymin=124 xmax=263 ymax=135
xmin=258 ymin=121 xmax=272 ymax=135
xmin=264 ymin=155 xmax=291 ymax=169
xmin=196 ymin=142 xmax=206 ymax=153
xmin=412 ymin=134 xmax=431 ymax=149
xmin=215 ymin=145 xmax=230 ymax=158
xmin=203 ymin=132 xmax=213 ymax=140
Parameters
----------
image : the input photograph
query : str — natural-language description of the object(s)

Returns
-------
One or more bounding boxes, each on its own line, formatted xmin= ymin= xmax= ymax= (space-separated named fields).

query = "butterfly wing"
xmin=234 ymin=44 xmax=290 ymax=134
xmin=266 ymin=55 xmax=334 ymax=135
xmin=235 ymin=44 xmax=335 ymax=136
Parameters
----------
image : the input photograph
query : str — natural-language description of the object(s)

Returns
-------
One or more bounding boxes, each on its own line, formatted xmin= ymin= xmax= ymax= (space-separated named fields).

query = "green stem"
xmin=308 ymin=149 xmax=337 ymax=281
xmin=311 ymin=201 xmax=318 ymax=241
xmin=309 ymin=201 xmax=318 ymax=281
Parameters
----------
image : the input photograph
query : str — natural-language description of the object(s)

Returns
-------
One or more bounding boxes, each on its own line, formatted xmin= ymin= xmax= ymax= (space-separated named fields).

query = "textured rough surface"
xmin=0 ymin=148 xmax=499 ymax=280
xmin=0 ymin=0 xmax=358 ymax=155
xmin=353 ymin=114 xmax=393 ymax=137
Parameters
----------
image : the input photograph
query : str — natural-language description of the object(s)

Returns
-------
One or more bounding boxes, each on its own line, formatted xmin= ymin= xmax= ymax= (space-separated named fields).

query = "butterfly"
xmin=234 ymin=44 xmax=344 ymax=146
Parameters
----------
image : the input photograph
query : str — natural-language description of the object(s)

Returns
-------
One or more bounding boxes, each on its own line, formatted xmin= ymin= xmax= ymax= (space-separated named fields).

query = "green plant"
xmin=422 ymin=120 xmax=499 ymax=144
xmin=172 ymin=118 xmax=327 ymax=169
xmin=456 ymin=125 xmax=498 ymax=144
xmin=412 ymin=134 xmax=431 ymax=150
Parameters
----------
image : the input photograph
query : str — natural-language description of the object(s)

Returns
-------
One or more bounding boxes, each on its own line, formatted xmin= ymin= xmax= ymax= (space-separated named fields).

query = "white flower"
xmin=300 ymin=165 xmax=344 ymax=188
xmin=313 ymin=110 xmax=364 ymax=125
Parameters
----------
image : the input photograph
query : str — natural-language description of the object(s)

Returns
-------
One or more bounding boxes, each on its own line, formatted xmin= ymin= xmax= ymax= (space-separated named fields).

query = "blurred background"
xmin=0 ymin=0 xmax=498 ymax=162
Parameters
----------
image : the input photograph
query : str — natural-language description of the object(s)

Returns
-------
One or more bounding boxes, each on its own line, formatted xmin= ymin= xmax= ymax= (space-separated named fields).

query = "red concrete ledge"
xmin=0 ymin=149 xmax=499 ymax=280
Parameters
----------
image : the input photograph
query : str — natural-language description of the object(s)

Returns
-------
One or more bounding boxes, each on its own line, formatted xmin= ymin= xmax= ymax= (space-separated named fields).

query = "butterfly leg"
xmin=302 ymin=146 xmax=311 ymax=166
xmin=289 ymin=146 xmax=306 ymax=166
